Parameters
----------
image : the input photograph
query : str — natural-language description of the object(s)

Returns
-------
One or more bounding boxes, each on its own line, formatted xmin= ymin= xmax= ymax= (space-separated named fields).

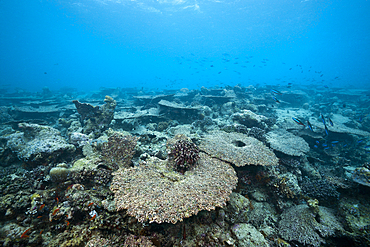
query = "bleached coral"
xmin=266 ymin=129 xmax=309 ymax=156
xmin=199 ymin=131 xmax=278 ymax=167
xmin=6 ymin=123 xmax=75 ymax=164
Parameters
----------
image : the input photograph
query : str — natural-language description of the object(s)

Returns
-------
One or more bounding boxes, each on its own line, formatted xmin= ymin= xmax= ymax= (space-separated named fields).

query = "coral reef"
xmin=167 ymin=134 xmax=200 ymax=173
xmin=199 ymin=131 xmax=278 ymax=167
xmin=352 ymin=163 xmax=370 ymax=187
xmin=266 ymin=129 xmax=310 ymax=156
xmin=6 ymin=123 xmax=75 ymax=164
xmin=110 ymin=152 xmax=237 ymax=224
xmin=278 ymin=204 xmax=343 ymax=247
xmin=100 ymin=131 xmax=139 ymax=169
xmin=73 ymin=95 xmax=117 ymax=136
xmin=231 ymin=223 xmax=269 ymax=247
xmin=231 ymin=109 xmax=270 ymax=129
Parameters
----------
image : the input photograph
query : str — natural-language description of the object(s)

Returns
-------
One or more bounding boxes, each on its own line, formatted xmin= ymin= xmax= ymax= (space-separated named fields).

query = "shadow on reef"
xmin=0 ymin=85 xmax=369 ymax=246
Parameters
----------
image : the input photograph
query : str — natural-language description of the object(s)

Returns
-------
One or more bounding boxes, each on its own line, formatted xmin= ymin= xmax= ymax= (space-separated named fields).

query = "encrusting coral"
xmin=110 ymin=135 xmax=238 ymax=224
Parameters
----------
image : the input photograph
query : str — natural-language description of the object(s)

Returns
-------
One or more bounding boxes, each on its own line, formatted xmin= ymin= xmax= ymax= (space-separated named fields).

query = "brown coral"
xmin=199 ymin=131 xmax=278 ymax=167
xmin=101 ymin=132 xmax=139 ymax=169
xmin=110 ymin=152 xmax=238 ymax=224
xmin=167 ymin=134 xmax=200 ymax=173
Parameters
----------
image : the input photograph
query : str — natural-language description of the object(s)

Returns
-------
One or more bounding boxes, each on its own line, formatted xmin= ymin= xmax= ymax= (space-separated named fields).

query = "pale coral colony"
xmin=0 ymin=86 xmax=370 ymax=246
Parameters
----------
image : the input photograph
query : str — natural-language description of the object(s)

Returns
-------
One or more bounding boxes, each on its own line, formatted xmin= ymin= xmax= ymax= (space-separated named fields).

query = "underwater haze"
xmin=1 ymin=0 xmax=370 ymax=92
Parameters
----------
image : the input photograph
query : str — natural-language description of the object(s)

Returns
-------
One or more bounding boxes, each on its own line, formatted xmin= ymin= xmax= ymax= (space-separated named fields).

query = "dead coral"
xmin=73 ymin=95 xmax=117 ymax=136
xmin=110 ymin=152 xmax=237 ymax=224
xmin=266 ymin=129 xmax=309 ymax=156
xmin=199 ymin=131 xmax=278 ymax=167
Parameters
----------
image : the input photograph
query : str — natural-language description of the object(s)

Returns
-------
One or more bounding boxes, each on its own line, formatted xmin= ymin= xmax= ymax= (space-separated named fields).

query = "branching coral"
xmin=167 ymin=135 xmax=200 ymax=173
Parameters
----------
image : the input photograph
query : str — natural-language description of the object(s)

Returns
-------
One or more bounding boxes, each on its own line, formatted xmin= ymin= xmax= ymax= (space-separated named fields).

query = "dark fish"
xmin=307 ymin=120 xmax=313 ymax=132
xmin=320 ymin=114 xmax=326 ymax=125
xmin=328 ymin=117 xmax=334 ymax=126
xmin=272 ymin=97 xmax=280 ymax=103
xmin=324 ymin=124 xmax=329 ymax=136
xmin=271 ymin=89 xmax=282 ymax=95
xmin=292 ymin=117 xmax=305 ymax=126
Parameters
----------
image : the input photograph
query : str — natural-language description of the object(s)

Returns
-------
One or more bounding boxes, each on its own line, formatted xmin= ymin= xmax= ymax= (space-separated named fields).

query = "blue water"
xmin=1 ymin=0 xmax=369 ymax=92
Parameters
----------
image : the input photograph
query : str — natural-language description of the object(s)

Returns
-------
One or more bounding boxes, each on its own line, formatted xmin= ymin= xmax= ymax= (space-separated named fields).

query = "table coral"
xmin=266 ymin=129 xmax=310 ymax=156
xmin=278 ymin=204 xmax=343 ymax=247
xmin=110 ymin=152 xmax=237 ymax=224
xmin=199 ymin=131 xmax=278 ymax=167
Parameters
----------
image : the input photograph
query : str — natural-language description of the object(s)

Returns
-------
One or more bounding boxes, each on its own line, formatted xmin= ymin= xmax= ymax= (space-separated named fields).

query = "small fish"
xmin=322 ymin=144 xmax=328 ymax=147
xmin=314 ymin=145 xmax=318 ymax=148
xmin=315 ymin=140 xmax=320 ymax=144
xmin=90 ymin=214 xmax=97 ymax=221
xmin=39 ymin=204 xmax=45 ymax=211
xmin=272 ymin=97 xmax=280 ymax=103
xmin=331 ymin=141 xmax=339 ymax=144
xmin=66 ymin=220 xmax=70 ymax=226
xmin=52 ymin=208 xmax=60 ymax=216
xmin=320 ymin=114 xmax=326 ymax=125
xmin=66 ymin=184 xmax=73 ymax=191
xmin=307 ymin=120 xmax=313 ymax=132
xmin=39 ymin=230 xmax=43 ymax=235
xmin=37 ymin=216 xmax=43 ymax=219
xmin=328 ymin=117 xmax=334 ymax=126
xmin=324 ymin=147 xmax=330 ymax=150
xmin=87 ymin=202 xmax=94 ymax=207
xmin=292 ymin=117 xmax=305 ymax=126
xmin=271 ymin=89 xmax=282 ymax=95
xmin=21 ymin=228 xmax=31 ymax=238
xmin=324 ymin=124 xmax=329 ymax=136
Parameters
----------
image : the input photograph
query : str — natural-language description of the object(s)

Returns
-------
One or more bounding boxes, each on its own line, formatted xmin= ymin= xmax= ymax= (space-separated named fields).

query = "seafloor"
xmin=0 ymin=85 xmax=369 ymax=247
